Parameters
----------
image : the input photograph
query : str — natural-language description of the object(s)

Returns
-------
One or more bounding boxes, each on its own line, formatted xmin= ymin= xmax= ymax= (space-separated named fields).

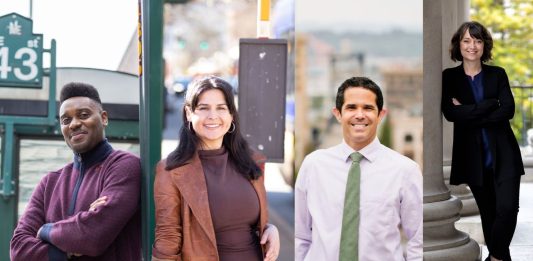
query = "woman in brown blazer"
xmin=442 ymin=22 xmax=524 ymax=261
xmin=152 ymin=76 xmax=280 ymax=261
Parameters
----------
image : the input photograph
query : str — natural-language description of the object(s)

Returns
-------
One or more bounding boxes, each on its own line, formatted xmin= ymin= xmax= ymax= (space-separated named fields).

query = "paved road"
xmin=264 ymin=163 xmax=295 ymax=261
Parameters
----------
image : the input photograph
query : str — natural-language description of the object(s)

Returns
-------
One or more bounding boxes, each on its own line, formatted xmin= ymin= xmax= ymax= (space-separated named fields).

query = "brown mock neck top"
xmin=198 ymin=147 xmax=262 ymax=261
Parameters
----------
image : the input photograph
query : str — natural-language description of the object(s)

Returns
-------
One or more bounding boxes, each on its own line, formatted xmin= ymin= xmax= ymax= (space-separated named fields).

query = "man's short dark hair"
xmin=335 ymin=77 xmax=384 ymax=113
xmin=450 ymin=21 xmax=493 ymax=63
xmin=60 ymin=82 xmax=102 ymax=105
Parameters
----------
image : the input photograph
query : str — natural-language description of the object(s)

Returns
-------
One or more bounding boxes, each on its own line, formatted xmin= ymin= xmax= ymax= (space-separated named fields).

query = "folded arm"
xmin=442 ymin=69 xmax=515 ymax=127
xmin=441 ymin=72 xmax=499 ymax=124
xmin=10 ymin=175 xmax=67 ymax=261
xmin=38 ymin=155 xmax=141 ymax=257
xmin=475 ymin=70 xmax=515 ymax=126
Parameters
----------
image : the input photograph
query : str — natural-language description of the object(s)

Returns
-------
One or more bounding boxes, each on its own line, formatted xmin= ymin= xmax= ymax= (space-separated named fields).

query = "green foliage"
xmin=471 ymin=0 xmax=533 ymax=144
xmin=379 ymin=116 xmax=393 ymax=148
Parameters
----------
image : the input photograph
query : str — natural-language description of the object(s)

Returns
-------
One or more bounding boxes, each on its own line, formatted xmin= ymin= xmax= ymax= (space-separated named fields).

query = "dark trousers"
xmin=469 ymin=169 xmax=521 ymax=261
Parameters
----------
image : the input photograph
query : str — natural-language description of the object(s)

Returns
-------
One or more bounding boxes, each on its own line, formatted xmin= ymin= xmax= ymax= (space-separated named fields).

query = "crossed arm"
xmin=10 ymin=176 xmax=55 ymax=261
xmin=441 ymin=69 xmax=515 ymax=127
xmin=10 ymin=155 xmax=141 ymax=260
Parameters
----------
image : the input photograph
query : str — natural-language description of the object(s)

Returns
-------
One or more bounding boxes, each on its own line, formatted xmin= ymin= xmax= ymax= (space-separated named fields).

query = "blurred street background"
xmin=0 ymin=0 xmax=295 ymax=260
xmin=2 ymin=0 xmax=533 ymax=260
xmin=294 ymin=0 xmax=423 ymax=170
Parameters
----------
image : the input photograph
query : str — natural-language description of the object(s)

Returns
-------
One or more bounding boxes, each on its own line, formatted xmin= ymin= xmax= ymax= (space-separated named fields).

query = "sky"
xmin=297 ymin=0 xmax=423 ymax=33
xmin=0 ymin=0 xmax=137 ymax=70
xmin=0 ymin=0 xmax=422 ymax=69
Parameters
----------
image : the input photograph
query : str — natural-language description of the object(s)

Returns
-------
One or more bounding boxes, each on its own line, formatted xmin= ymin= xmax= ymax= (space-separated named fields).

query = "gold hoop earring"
xmin=227 ymin=122 xmax=236 ymax=133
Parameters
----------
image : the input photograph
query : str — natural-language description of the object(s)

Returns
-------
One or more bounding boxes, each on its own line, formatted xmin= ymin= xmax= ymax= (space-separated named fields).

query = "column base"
xmin=424 ymin=239 xmax=481 ymax=261
xmin=451 ymin=184 xmax=479 ymax=216
xmin=424 ymin=195 xmax=480 ymax=261
xmin=444 ymin=165 xmax=480 ymax=216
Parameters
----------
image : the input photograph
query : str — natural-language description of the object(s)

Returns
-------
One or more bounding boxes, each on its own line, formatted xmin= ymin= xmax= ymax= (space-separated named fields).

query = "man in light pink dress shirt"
xmin=295 ymin=77 xmax=423 ymax=261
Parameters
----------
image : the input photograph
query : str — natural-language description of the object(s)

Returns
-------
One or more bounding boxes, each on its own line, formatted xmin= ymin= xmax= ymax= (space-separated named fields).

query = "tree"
xmin=379 ymin=116 xmax=393 ymax=149
xmin=471 ymin=0 xmax=533 ymax=145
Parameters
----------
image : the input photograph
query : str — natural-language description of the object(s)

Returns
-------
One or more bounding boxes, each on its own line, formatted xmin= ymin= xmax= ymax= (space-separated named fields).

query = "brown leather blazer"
xmin=152 ymin=152 xmax=268 ymax=261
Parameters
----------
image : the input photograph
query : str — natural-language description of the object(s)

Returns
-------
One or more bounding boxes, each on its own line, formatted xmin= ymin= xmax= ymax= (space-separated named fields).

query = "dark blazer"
xmin=442 ymin=63 xmax=524 ymax=186
xmin=152 ymin=152 xmax=268 ymax=261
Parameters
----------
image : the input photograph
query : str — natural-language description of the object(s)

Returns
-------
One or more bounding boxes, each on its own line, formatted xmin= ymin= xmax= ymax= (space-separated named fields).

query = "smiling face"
xmin=333 ymin=87 xmax=386 ymax=151
xmin=460 ymin=29 xmax=484 ymax=63
xmin=186 ymin=89 xmax=233 ymax=150
xmin=59 ymin=97 xmax=108 ymax=153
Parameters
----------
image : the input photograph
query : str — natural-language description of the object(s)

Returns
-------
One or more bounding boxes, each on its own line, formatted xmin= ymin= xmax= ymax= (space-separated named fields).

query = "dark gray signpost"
xmin=238 ymin=38 xmax=288 ymax=162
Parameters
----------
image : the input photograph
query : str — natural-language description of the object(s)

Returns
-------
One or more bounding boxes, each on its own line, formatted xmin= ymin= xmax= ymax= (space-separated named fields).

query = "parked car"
xmin=170 ymin=76 xmax=192 ymax=96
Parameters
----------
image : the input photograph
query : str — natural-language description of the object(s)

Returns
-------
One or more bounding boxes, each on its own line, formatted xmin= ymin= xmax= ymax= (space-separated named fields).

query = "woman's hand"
xmin=260 ymin=223 xmax=280 ymax=261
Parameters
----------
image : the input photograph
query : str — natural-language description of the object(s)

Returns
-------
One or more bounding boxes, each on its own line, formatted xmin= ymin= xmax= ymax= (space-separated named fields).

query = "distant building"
xmin=381 ymin=66 xmax=423 ymax=166
xmin=295 ymin=31 xmax=422 ymax=169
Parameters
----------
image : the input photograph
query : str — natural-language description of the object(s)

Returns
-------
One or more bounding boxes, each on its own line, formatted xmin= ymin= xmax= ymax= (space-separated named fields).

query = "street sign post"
xmin=0 ymin=13 xmax=52 ymax=260
xmin=0 ymin=13 xmax=43 ymax=88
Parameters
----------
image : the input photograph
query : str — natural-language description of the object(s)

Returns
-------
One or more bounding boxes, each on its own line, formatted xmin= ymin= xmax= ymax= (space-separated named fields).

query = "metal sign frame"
xmin=0 ymin=13 xmax=44 ymax=88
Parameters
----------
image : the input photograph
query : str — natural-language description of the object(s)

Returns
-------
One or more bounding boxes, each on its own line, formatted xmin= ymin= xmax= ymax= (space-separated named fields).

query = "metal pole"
xmin=1 ymin=122 xmax=15 ymax=198
xmin=139 ymin=0 xmax=163 ymax=259
xmin=257 ymin=0 xmax=271 ymax=38
xmin=46 ymin=39 xmax=57 ymax=124
xmin=0 ymin=122 xmax=17 ymax=261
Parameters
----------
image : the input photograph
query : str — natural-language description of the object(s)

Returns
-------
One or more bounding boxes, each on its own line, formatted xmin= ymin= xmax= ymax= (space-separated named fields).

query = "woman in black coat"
xmin=442 ymin=21 xmax=524 ymax=261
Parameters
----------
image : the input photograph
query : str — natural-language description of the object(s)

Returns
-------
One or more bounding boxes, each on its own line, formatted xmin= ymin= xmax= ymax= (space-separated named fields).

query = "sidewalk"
xmin=264 ymin=163 xmax=295 ymax=261
xmin=456 ymin=182 xmax=533 ymax=261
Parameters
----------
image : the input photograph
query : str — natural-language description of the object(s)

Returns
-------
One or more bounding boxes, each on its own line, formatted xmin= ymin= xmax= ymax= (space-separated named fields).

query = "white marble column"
xmin=423 ymin=1 xmax=480 ymax=260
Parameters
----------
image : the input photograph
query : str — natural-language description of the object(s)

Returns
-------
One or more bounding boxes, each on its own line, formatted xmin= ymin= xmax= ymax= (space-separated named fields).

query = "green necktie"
xmin=339 ymin=152 xmax=363 ymax=261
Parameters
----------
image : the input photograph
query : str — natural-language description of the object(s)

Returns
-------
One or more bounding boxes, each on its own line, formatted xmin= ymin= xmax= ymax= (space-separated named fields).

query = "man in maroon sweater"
xmin=10 ymin=82 xmax=141 ymax=260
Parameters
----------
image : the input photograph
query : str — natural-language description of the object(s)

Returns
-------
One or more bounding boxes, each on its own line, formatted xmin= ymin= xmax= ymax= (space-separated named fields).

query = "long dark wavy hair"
xmin=165 ymin=76 xmax=262 ymax=180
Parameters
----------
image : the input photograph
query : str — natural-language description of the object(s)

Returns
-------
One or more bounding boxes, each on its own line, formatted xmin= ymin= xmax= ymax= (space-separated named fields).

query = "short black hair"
xmin=59 ymin=82 xmax=102 ymax=105
xmin=335 ymin=77 xmax=384 ymax=113
xmin=450 ymin=21 xmax=493 ymax=63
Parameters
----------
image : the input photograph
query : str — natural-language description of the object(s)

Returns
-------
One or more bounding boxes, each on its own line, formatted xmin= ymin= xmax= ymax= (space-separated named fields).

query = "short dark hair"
xmin=60 ymin=82 xmax=102 ymax=105
xmin=335 ymin=77 xmax=384 ymax=113
xmin=450 ymin=21 xmax=493 ymax=63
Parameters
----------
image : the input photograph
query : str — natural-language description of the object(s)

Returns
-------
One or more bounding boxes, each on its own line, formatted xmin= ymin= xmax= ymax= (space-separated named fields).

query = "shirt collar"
xmin=73 ymin=139 xmax=113 ymax=170
xmin=465 ymin=70 xmax=483 ymax=81
xmin=340 ymin=137 xmax=381 ymax=163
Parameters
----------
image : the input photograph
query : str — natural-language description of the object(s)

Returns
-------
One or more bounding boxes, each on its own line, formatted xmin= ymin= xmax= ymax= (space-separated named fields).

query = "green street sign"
xmin=0 ymin=13 xmax=43 ymax=88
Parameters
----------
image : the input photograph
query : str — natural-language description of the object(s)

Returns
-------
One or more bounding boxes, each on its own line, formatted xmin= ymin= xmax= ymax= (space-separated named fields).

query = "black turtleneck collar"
xmin=73 ymin=139 xmax=113 ymax=170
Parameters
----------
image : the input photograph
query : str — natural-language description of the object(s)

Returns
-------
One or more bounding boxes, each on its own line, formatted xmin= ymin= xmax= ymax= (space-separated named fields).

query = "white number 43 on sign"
xmin=0 ymin=46 xmax=38 ymax=81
